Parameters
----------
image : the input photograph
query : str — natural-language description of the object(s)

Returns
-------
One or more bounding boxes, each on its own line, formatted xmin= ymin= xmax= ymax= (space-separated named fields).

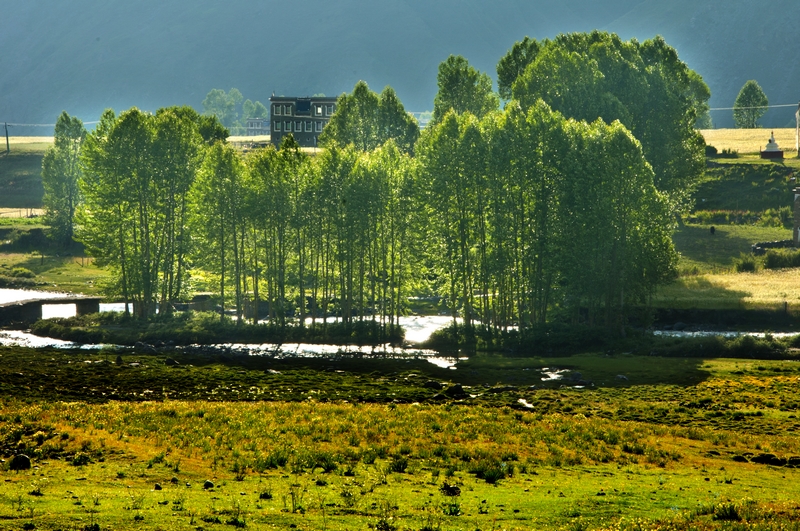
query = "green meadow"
xmin=1 ymin=348 xmax=800 ymax=530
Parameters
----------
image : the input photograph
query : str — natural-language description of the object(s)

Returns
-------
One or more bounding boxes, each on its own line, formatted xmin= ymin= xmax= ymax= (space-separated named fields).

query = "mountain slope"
xmin=607 ymin=0 xmax=800 ymax=127
xmin=0 ymin=0 xmax=796 ymax=132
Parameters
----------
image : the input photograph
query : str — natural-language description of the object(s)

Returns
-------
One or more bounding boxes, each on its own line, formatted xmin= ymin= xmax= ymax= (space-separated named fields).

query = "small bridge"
xmin=0 ymin=296 xmax=102 ymax=326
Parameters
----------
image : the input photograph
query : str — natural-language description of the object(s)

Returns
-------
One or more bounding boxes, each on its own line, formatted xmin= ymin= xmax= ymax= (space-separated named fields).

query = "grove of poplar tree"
xmin=63 ymin=32 xmax=705 ymax=333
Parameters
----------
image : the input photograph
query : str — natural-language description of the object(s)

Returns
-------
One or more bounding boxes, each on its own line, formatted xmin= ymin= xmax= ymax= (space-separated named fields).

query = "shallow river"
xmin=1 ymin=289 xmax=795 ymax=368
xmin=0 ymin=288 xmax=466 ymax=367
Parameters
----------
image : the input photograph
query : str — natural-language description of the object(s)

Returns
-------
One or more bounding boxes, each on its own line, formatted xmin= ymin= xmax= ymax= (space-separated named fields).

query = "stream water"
xmin=2 ymin=289 xmax=797 ymax=370
xmin=0 ymin=288 xmax=466 ymax=368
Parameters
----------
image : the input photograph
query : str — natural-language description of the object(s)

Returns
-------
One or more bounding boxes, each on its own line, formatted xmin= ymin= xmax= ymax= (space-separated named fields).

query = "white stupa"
xmin=761 ymin=131 xmax=784 ymax=159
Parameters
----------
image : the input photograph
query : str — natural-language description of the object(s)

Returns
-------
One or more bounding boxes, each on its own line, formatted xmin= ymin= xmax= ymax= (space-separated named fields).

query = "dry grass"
xmin=4 ymin=136 xmax=54 ymax=145
xmin=700 ymin=128 xmax=798 ymax=155
xmin=655 ymin=268 xmax=800 ymax=310
xmin=0 ymin=207 xmax=43 ymax=218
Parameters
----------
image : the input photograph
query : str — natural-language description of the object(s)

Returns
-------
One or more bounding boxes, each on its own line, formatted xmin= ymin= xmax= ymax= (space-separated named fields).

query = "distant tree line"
xmin=202 ymin=88 xmax=269 ymax=135
xmin=43 ymin=31 xmax=708 ymax=334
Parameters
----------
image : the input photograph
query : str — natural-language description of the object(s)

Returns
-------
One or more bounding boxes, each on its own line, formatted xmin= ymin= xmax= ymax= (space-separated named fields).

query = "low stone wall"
xmin=751 ymin=240 xmax=794 ymax=255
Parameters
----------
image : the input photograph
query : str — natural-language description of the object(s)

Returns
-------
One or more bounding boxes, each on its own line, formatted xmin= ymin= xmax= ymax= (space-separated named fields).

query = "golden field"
xmin=700 ymin=128 xmax=798 ymax=156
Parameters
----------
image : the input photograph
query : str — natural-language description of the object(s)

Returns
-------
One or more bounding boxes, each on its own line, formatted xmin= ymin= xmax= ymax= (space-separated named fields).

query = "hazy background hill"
xmin=1 ymin=0 xmax=797 ymax=134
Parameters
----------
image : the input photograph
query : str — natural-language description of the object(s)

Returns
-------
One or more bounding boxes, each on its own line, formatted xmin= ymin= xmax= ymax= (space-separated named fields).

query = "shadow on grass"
xmin=451 ymin=352 xmax=711 ymax=389
xmin=655 ymin=274 xmax=753 ymax=310
xmin=673 ymin=225 xmax=770 ymax=269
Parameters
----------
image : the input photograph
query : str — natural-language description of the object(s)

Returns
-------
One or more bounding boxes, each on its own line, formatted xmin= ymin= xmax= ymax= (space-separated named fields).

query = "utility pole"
xmin=4 ymin=123 xmax=8 ymax=154
xmin=796 ymin=102 xmax=799 ymax=156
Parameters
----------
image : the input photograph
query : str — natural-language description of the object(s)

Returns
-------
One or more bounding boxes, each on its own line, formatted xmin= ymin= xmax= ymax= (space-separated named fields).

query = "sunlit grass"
xmin=0 ymin=349 xmax=799 ymax=529
xmin=700 ymin=128 xmax=800 ymax=158
xmin=0 ymin=253 xmax=108 ymax=295
xmin=655 ymin=269 xmax=800 ymax=310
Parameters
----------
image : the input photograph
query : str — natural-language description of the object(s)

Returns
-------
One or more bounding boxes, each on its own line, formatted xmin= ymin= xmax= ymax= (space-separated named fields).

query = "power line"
xmin=709 ymin=103 xmax=798 ymax=112
xmin=2 ymin=121 xmax=100 ymax=127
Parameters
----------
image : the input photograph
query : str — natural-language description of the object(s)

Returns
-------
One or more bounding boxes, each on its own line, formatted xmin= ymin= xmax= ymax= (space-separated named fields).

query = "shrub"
xmin=705 ymin=144 xmax=718 ymax=156
xmin=764 ymin=248 xmax=800 ymax=269
xmin=254 ymin=448 xmax=289 ymax=471
xmin=9 ymin=267 xmax=35 ymax=278
xmin=388 ymin=456 xmax=408 ymax=473
xmin=713 ymin=502 xmax=741 ymax=521
xmin=469 ymin=459 xmax=511 ymax=484
xmin=757 ymin=206 xmax=793 ymax=228
xmin=734 ymin=253 xmax=757 ymax=272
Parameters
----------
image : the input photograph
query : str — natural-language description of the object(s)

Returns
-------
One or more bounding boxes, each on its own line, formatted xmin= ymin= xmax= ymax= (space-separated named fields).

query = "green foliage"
xmin=688 ymin=70 xmax=713 ymax=129
xmin=419 ymin=100 xmax=677 ymax=330
xmin=734 ymin=253 xmax=757 ymax=273
xmin=692 ymin=163 xmax=793 ymax=213
xmin=689 ymin=207 xmax=792 ymax=228
xmin=9 ymin=266 xmax=35 ymax=278
xmin=41 ymin=111 xmax=86 ymax=246
xmin=432 ymin=55 xmax=499 ymax=124
xmin=79 ymin=106 xmax=204 ymax=318
xmin=320 ymin=81 xmax=419 ymax=154
xmin=653 ymin=334 xmax=786 ymax=359
xmin=202 ymin=87 xmax=243 ymax=128
xmin=509 ymin=32 xmax=707 ymax=210
xmin=242 ymin=99 xmax=268 ymax=120
xmin=496 ymin=36 xmax=540 ymax=100
xmin=733 ymin=79 xmax=768 ymax=129
xmin=763 ymin=248 xmax=800 ymax=269
xmin=191 ymin=141 xmax=245 ymax=322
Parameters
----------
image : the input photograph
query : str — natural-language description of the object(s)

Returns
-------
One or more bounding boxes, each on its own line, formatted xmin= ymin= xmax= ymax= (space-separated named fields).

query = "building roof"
xmin=269 ymin=96 xmax=338 ymax=103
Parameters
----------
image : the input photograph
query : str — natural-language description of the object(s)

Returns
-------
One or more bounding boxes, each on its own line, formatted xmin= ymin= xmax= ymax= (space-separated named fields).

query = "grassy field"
xmin=672 ymin=224 xmax=790 ymax=273
xmin=700 ymin=128 xmax=799 ymax=156
xmin=1 ymin=348 xmax=800 ymax=530
xmin=0 ymin=142 xmax=47 ymax=209
xmin=0 ymin=253 xmax=108 ymax=295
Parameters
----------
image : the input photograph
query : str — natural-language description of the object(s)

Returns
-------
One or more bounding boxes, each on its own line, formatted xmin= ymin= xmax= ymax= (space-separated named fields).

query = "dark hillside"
xmin=607 ymin=0 xmax=800 ymax=127
xmin=0 ymin=146 xmax=45 ymax=208
xmin=1 ymin=0 xmax=797 ymax=132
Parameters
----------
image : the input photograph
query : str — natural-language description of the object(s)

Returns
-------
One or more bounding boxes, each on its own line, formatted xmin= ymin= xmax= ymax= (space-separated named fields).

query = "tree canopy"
xmin=733 ymin=79 xmax=768 ymax=129
xmin=320 ymin=81 xmax=419 ymax=154
xmin=202 ymin=88 xmax=267 ymax=133
xmin=41 ymin=111 xmax=86 ymax=246
xmin=504 ymin=31 xmax=707 ymax=209
xmin=79 ymin=106 xmax=207 ymax=317
xmin=496 ymin=36 xmax=540 ymax=100
xmin=67 ymin=32 xmax=687 ymax=334
xmin=432 ymin=55 xmax=499 ymax=125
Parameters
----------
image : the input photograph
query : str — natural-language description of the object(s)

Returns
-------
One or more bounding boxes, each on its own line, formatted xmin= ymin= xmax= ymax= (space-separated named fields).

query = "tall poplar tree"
xmin=42 ymin=111 xmax=86 ymax=246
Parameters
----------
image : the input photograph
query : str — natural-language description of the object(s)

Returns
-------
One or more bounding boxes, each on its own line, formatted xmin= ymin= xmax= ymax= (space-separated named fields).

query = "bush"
xmin=734 ymin=253 xmax=757 ymax=272
xmin=713 ymin=502 xmax=741 ymax=521
xmin=654 ymin=334 xmax=786 ymax=359
xmin=388 ymin=456 xmax=408 ymax=473
xmin=690 ymin=209 xmax=791 ymax=227
xmin=705 ymin=144 xmax=718 ymax=156
xmin=9 ymin=267 xmax=35 ymax=278
xmin=764 ymin=248 xmax=800 ymax=269
xmin=469 ymin=459 xmax=511 ymax=484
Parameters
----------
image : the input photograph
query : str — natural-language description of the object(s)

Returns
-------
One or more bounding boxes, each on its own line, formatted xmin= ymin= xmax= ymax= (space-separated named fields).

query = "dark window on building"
xmin=296 ymin=99 xmax=311 ymax=115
